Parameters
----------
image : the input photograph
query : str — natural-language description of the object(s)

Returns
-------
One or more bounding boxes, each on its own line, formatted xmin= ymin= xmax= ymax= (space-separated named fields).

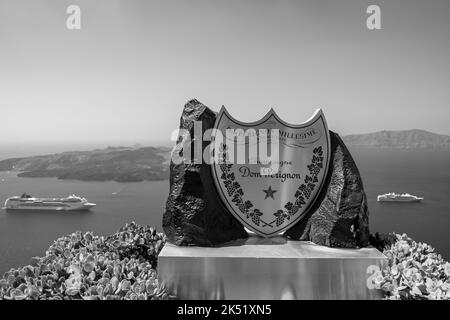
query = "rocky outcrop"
xmin=162 ymin=99 xmax=248 ymax=246
xmin=284 ymin=131 xmax=370 ymax=248
xmin=163 ymin=100 xmax=369 ymax=248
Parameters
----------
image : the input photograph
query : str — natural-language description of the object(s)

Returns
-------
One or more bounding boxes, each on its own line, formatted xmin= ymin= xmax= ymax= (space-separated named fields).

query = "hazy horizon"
xmin=1 ymin=0 xmax=450 ymax=145
xmin=0 ymin=126 xmax=449 ymax=160
xmin=0 ymin=139 xmax=172 ymax=160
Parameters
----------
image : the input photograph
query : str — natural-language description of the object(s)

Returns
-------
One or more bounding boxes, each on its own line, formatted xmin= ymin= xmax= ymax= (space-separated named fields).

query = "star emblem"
xmin=263 ymin=186 xmax=277 ymax=200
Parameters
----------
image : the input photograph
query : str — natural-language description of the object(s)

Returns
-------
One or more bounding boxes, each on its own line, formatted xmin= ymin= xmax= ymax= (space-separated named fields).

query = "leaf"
xmin=274 ymin=210 xmax=284 ymax=217
xmin=411 ymin=286 xmax=422 ymax=296
xmin=253 ymin=209 xmax=262 ymax=217
xmin=417 ymin=284 xmax=428 ymax=294
xmin=412 ymin=260 xmax=423 ymax=270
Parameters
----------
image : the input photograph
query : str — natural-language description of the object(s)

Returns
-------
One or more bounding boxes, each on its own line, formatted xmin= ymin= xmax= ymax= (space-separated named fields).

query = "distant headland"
xmin=0 ymin=146 xmax=171 ymax=182
xmin=1 ymin=129 xmax=449 ymax=182
xmin=342 ymin=129 xmax=450 ymax=149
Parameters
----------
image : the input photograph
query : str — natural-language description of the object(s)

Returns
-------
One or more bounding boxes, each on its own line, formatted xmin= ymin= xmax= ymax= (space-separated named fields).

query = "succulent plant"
xmin=2 ymin=224 xmax=448 ymax=300
xmin=376 ymin=233 xmax=450 ymax=300
xmin=0 ymin=222 xmax=173 ymax=300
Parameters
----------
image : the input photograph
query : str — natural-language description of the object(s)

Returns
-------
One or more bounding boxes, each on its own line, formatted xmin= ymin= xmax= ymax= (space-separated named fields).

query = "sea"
xmin=0 ymin=146 xmax=449 ymax=274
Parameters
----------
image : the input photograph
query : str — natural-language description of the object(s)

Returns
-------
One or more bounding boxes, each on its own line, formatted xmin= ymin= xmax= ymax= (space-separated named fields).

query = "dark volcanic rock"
xmin=163 ymin=101 xmax=369 ymax=248
xmin=163 ymin=99 xmax=248 ymax=246
xmin=284 ymin=131 xmax=370 ymax=248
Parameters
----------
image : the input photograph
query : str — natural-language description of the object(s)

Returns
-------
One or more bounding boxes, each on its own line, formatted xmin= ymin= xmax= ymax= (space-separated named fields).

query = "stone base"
xmin=158 ymin=236 xmax=387 ymax=300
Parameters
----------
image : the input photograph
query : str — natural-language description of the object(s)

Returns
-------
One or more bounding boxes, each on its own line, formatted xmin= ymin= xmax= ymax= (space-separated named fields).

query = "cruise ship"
xmin=377 ymin=192 xmax=424 ymax=202
xmin=3 ymin=193 xmax=96 ymax=211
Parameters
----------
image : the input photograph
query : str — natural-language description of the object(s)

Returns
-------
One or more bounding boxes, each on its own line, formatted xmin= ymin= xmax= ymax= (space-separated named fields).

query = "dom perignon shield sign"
xmin=211 ymin=107 xmax=331 ymax=237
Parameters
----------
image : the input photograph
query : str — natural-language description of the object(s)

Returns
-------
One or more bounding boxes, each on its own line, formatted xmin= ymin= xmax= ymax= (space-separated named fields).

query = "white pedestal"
xmin=158 ymin=236 xmax=387 ymax=300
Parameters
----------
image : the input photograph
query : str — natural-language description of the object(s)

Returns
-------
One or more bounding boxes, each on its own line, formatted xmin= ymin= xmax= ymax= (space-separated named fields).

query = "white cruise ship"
xmin=3 ymin=193 xmax=96 ymax=211
xmin=377 ymin=192 xmax=424 ymax=202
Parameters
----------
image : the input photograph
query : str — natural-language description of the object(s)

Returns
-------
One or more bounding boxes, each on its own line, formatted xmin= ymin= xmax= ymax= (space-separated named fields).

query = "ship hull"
xmin=4 ymin=207 xmax=93 ymax=213
xmin=3 ymin=205 xmax=95 ymax=211
xmin=377 ymin=198 xmax=423 ymax=203
xmin=3 ymin=195 xmax=96 ymax=211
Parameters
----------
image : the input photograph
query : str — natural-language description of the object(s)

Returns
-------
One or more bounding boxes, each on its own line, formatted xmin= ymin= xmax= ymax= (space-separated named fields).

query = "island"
xmin=0 ymin=146 xmax=171 ymax=182
xmin=342 ymin=129 xmax=450 ymax=149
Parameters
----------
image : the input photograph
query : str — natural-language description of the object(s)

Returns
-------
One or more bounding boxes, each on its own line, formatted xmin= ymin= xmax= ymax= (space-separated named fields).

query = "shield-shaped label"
xmin=211 ymin=107 xmax=331 ymax=237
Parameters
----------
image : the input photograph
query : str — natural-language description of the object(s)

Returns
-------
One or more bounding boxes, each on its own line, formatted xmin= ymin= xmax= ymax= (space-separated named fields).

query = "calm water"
xmin=0 ymin=148 xmax=449 ymax=273
xmin=0 ymin=174 xmax=168 ymax=273
xmin=350 ymin=148 xmax=450 ymax=260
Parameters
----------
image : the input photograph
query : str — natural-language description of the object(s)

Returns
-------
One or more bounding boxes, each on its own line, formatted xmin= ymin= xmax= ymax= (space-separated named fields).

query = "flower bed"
xmin=1 ymin=224 xmax=449 ymax=300
xmin=0 ymin=222 xmax=171 ymax=300
xmin=372 ymin=233 xmax=450 ymax=300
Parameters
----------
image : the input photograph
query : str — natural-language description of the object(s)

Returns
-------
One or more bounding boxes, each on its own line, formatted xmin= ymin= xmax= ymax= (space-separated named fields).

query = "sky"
xmin=1 ymin=0 xmax=449 ymax=147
